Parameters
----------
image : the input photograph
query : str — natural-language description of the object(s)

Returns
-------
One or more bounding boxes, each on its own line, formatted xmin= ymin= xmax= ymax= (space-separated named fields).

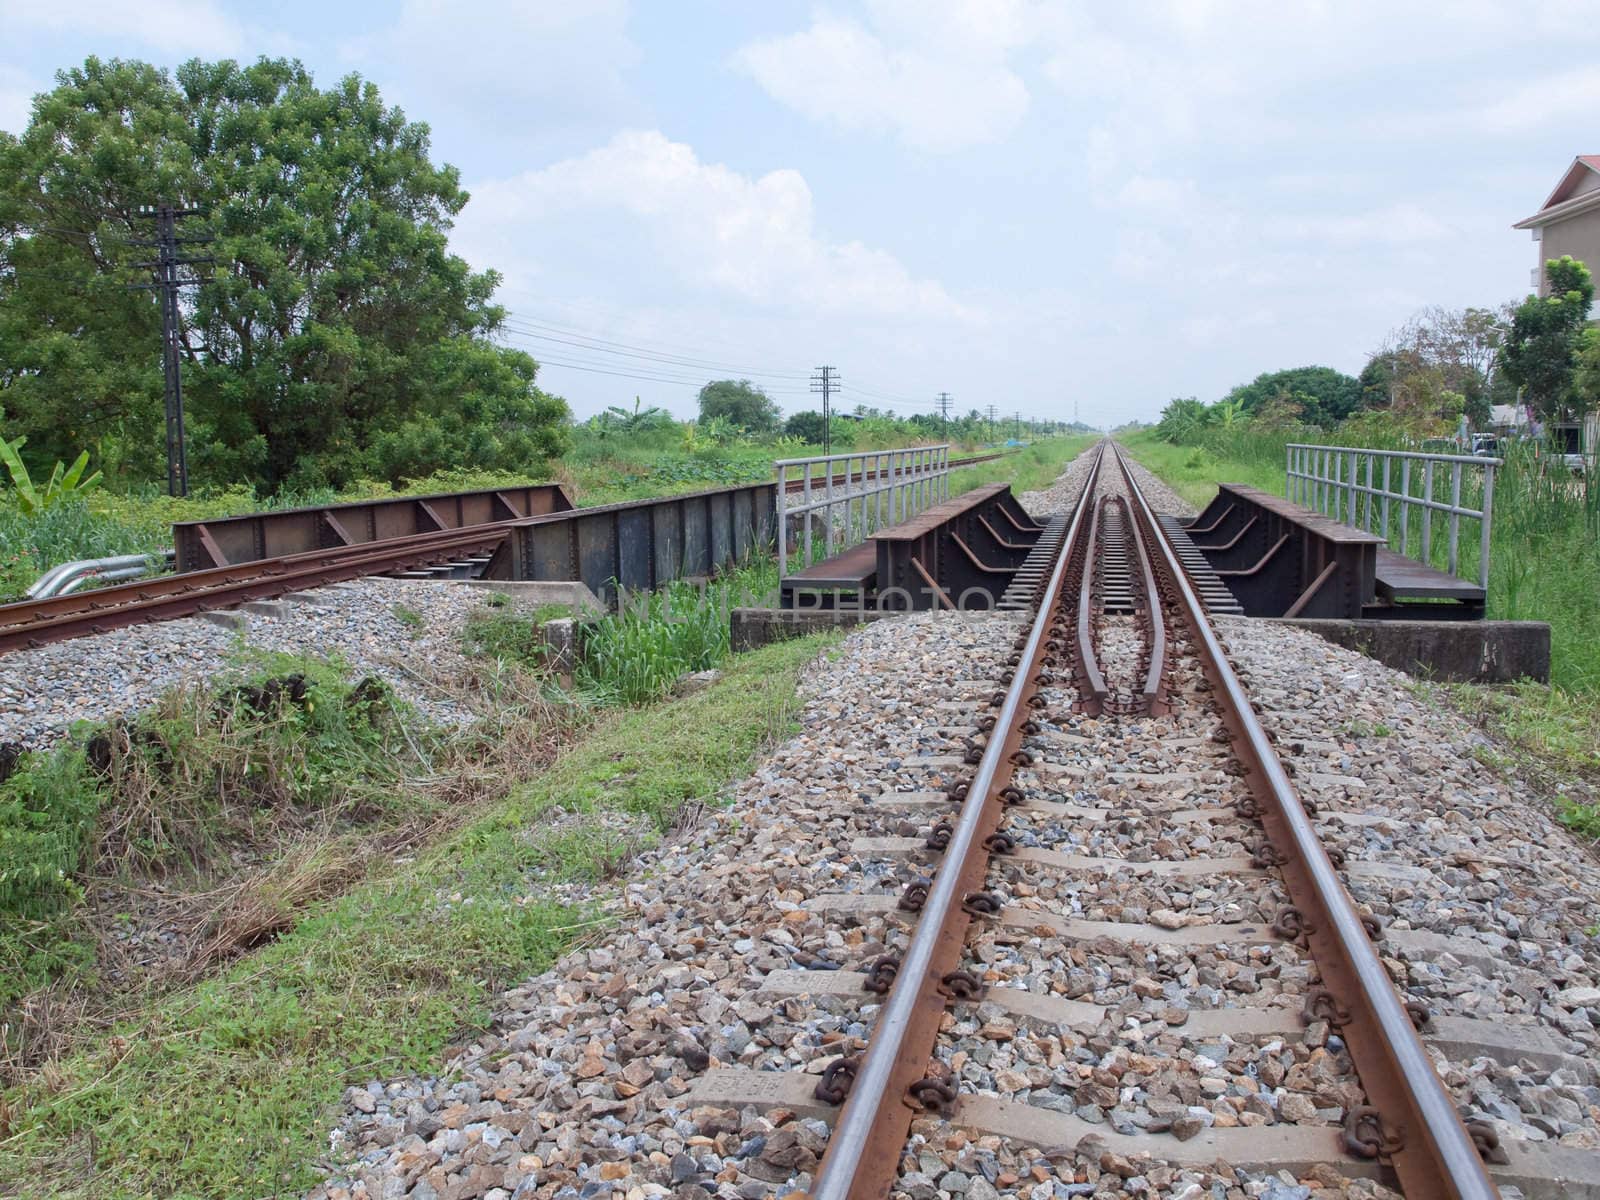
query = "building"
xmin=1513 ymin=155 xmax=1600 ymax=295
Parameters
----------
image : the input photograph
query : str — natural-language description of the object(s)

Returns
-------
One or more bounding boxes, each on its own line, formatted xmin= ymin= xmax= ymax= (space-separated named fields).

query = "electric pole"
xmin=130 ymin=202 xmax=213 ymax=496
xmin=936 ymin=392 xmax=952 ymax=435
xmin=811 ymin=366 xmax=839 ymax=457
xmin=986 ymin=404 xmax=998 ymax=443
xmin=1013 ymin=410 xmax=1021 ymax=441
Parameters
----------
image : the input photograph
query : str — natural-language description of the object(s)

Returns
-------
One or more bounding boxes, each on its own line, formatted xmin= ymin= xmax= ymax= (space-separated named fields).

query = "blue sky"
xmin=3 ymin=1 xmax=1597 ymax=427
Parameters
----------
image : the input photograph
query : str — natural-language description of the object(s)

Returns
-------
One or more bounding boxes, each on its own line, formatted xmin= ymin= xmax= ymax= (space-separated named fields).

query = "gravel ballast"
xmin=0 ymin=578 xmax=491 ymax=750
xmin=304 ymin=602 xmax=1600 ymax=1199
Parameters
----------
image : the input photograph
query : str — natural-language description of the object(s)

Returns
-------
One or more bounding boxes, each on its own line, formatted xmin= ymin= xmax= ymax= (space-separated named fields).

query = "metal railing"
xmin=775 ymin=446 xmax=949 ymax=577
xmin=1286 ymin=444 xmax=1499 ymax=590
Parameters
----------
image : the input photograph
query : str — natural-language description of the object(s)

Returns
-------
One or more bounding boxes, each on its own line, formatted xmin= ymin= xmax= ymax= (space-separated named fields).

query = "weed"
xmin=390 ymin=604 xmax=424 ymax=635
xmin=0 ymin=634 xmax=831 ymax=1198
xmin=464 ymin=607 xmax=548 ymax=666
xmin=1558 ymin=798 xmax=1600 ymax=841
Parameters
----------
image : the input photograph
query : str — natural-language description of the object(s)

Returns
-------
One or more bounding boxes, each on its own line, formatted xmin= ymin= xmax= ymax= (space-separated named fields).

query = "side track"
xmin=0 ymin=452 xmax=1011 ymax=657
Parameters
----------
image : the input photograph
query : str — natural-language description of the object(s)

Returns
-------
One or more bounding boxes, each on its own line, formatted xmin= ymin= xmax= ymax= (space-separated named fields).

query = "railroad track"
xmin=0 ymin=449 xmax=1014 ymax=658
xmin=694 ymin=440 xmax=1553 ymax=1198
xmin=0 ymin=524 xmax=511 ymax=656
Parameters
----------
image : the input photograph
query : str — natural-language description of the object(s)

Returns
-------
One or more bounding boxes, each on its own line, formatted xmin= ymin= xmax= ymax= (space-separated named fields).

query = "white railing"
xmin=1286 ymin=444 xmax=1500 ymax=590
xmin=775 ymin=446 xmax=950 ymax=577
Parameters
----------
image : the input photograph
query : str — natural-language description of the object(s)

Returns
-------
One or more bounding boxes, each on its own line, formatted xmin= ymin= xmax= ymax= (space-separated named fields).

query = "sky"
xmin=2 ymin=0 xmax=1597 ymax=429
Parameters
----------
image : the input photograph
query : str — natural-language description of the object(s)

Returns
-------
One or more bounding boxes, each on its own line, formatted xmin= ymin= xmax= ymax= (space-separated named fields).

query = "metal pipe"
xmin=26 ymin=552 xmax=168 ymax=599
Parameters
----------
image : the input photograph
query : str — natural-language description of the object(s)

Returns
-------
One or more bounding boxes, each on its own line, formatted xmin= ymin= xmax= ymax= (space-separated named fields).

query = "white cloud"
xmin=0 ymin=66 xmax=37 ymax=133
xmin=0 ymin=0 xmax=241 ymax=54
xmin=1474 ymin=65 xmax=1600 ymax=135
xmin=1267 ymin=202 xmax=1456 ymax=245
xmin=343 ymin=0 xmax=637 ymax=132
xmin=459 ymin=130 xmax=975 ymax=322
xmin=730 ymin=0 xmax=1034 ymax=152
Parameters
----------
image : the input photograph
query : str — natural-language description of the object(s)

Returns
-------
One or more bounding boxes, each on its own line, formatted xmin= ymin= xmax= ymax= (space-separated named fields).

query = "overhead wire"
xmin=499 ymin=319 xmax=810 ymax=384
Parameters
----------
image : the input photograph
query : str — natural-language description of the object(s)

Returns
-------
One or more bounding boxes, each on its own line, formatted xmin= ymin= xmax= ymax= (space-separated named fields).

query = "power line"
xmin=521 ymin=350 xmax=809 ymax=394
xmin=811 ymin=365 xmax=839 ymax=457
xmin=127 ymin=202 xmax=212 ymax=497
xmin=499 ymin=318 xmax=810 ymax=383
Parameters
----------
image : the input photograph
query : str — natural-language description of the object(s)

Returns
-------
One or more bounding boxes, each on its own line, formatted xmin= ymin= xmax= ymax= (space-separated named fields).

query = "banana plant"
xmin=0 ymin=436 xmax=103 ymax=515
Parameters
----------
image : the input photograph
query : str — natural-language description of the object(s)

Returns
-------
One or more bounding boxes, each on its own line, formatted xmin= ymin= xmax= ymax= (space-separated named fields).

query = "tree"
xmin=1154 ymin=397 xmax=1211 ymax=443
xmin=1366 ymin=304 xmax=1509 ymax=428
xmin=1502 ymin=256 xmax=1596 ymax=419
xmin=592 ymin=396 xmax=671 ymax=437
xmin=0 ymin=56 xmax=569 ymax=490
xmin=696 ymin=379 xmax=780 ymax=434
xmin=783 ymin=410 xmax=827 ymax=443
xmin=1223 ymin=367 xmax=1361 ymax=425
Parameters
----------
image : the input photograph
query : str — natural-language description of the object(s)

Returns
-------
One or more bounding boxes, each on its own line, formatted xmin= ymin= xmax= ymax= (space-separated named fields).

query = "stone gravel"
xmin=302 ymin=452 xmax=1600 ymax=1200
xmin=0 ymin=578 xmax=494 ymax=750
xmin=305 ymin=611 xmax=1023 ymax=1200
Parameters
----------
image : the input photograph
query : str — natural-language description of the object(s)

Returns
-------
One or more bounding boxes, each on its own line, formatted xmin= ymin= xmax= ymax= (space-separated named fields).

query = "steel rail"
xmin=809 ymin=442 xmax=1107 ymax=1200
xmin=1073 ymin=495 xmax=1108 ymax=712
xmin=1123 ymin=493 xmax=1167 ymax=713
xmin=0 ymin=523 xmax=505 ymax=631
xmin=0 ymin=526 xmax=510 ymax=655
xmin=1110 ymin=441 xmax=1498 ymax=1199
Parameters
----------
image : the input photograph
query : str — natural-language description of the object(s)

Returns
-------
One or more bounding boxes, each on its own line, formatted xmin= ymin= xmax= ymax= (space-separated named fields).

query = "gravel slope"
xmin=0 ymin=578 xmax=491 ymax=750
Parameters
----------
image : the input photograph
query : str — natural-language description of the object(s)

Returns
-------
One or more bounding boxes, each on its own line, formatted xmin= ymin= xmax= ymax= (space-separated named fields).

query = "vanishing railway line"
xmin=759 ymin=441 xmax=1508 ymax=1198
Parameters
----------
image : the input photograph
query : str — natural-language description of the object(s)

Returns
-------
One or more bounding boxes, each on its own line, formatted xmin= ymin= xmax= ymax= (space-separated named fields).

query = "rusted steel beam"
xmin=808 ymin=444 xmax=1105 ymax=1200
xmin=172 ymin=483 xmax=573 ymax=571
xmin=1113 ymin=442 xmax=1497 ymax=1200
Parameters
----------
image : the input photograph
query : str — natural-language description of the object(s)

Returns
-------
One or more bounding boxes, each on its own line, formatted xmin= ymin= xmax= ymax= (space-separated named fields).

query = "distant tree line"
xmin=1155 ymin=255 xmax=1599 ymax=445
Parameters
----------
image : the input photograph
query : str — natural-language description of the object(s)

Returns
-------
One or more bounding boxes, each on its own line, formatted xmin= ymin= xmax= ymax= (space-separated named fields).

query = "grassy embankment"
xmin=1118 ymin=426 xmax=1600 ymax=836
xmin=0 ymin=605 xmax=836 ymax=1198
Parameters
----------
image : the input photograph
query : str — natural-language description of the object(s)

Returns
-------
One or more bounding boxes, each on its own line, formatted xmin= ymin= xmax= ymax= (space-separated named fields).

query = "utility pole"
xmin=1013 ymin=410 xmax=1021 ymax=441
xmin=936 ymin=392 xmax=952 ymax=435
xmin=985 ymin=404 xmax=998 ymax=443
xmin=811 ymin=366 xmax=839 ymax=457
xmin=130 ymin=202 xmax=213 ymax=496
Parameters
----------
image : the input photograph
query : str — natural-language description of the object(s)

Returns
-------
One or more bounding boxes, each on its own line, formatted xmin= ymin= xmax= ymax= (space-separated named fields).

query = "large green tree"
xmin=1502 ymin=256 xmax=1595 ymax=419
xmin=1223 ymin=366 xmax=1361 ymax=425
xmin=0 ymin=56 xmax=568 ymax=490
xmin=696 ymin=379 xmax=780 ymax=434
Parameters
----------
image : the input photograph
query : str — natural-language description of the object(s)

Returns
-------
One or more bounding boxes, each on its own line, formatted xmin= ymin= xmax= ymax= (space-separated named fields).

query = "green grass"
xmin=389 ymin=603 xmax=424 ymax=635
xmin=947 ymin=435 xmax=1097 ymax=500
xmin=1115 ymin=427 xmax=1283 ymax=508
xmin=0 ymin=658 xmax=434 ymax=1013
xmin=0 ymin=633 xmax=834 ymax=1199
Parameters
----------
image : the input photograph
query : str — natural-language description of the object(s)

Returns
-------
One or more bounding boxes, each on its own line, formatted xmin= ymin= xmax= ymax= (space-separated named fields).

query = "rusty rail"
xmin=1110 ymin=439 xmax=1497 ymax=1198
xmin=809 ymin=439 xmax=1498 ymax=1200
xmin=0 ymin=450 xmax=1020 ymax=657
xmin=808 ymin=443 xmax=1106 ymax=1200
xmin=0 ymin=525 xmax=510 ymax=656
